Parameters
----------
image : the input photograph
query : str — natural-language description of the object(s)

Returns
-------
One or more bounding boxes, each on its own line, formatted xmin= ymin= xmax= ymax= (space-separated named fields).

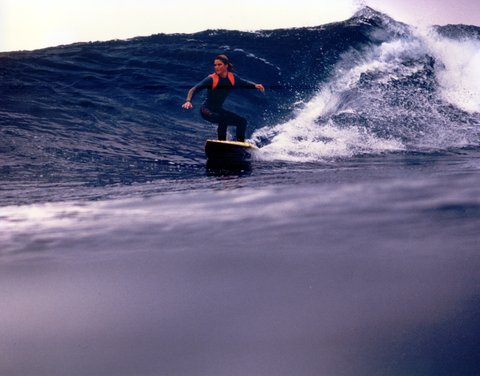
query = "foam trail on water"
xmin=252 ymin=88 xmax=403 ymax=162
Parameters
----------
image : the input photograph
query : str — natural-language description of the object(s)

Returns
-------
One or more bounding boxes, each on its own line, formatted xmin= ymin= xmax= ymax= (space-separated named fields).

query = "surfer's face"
xmin=213 ymin=59 xmax=228 ymax=76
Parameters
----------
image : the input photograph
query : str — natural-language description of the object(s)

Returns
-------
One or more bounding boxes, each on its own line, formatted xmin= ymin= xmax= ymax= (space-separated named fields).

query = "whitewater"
xmin=1 ymin=7 xmax=480 ymax=376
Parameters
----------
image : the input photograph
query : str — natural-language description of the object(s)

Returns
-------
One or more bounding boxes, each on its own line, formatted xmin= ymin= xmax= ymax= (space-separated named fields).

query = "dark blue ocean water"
xmin=1 ymin=7 xmax=480 ymax=376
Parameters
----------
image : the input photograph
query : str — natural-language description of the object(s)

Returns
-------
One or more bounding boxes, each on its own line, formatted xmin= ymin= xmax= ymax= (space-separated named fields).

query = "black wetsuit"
xmin=188 ymin=74 xmax=256 ymax=142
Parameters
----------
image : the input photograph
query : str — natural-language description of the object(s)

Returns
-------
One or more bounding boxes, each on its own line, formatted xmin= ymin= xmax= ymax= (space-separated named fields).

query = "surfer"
xmin=182 ymin=54 xmax=265 ymax=142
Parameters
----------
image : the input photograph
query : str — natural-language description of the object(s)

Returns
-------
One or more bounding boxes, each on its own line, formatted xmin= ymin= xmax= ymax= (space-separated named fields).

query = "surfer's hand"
xmin=255 ymin=84 xmax=265 ymax=93
xmin=182 ymin=101 xmax=193 ymax=109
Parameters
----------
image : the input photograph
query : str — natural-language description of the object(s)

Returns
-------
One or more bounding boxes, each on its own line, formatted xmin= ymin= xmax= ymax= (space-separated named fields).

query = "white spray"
xmin=252 ymin=26 xmax=480 ymax=162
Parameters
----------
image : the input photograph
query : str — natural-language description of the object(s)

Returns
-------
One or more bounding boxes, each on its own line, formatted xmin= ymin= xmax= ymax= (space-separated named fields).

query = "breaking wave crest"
xmin=253 ymin=21 xmax=480 ymax=162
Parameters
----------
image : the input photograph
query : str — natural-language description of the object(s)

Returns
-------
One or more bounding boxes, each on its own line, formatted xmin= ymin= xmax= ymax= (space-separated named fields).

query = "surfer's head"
xmin=214 ymin=54 xmax=234 ymax=74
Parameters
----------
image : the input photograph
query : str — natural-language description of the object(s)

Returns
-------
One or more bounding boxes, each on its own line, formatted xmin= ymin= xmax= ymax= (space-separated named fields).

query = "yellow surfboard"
xmin=204 ymin=139 xmax=258 ymax=161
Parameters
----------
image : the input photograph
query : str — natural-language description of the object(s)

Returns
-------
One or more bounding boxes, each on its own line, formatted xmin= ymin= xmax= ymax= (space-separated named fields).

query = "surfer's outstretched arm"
xmin=182 ymin=76 xmax=212 ymax=109
xmin=182 ymin=87 xmax=195 ymax=109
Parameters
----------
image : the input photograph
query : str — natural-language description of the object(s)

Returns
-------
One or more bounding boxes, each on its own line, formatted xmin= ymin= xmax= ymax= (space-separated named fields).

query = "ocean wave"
xmin=1 ymin=7 xmax=479 ymax=178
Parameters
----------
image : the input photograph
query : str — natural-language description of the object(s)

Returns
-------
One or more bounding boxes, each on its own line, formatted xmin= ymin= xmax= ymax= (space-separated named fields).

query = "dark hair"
xmin=215 ymin=54 xmax=235 ymax=72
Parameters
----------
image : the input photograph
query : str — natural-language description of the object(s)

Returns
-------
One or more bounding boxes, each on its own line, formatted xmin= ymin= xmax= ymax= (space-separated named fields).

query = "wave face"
xmin=1 ymin=7 xmax=479 ymax=184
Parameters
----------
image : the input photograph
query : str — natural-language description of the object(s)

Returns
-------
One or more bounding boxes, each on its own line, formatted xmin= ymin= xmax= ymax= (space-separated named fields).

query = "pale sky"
xmin=1 ymin=0 xmax=479 ymax=52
